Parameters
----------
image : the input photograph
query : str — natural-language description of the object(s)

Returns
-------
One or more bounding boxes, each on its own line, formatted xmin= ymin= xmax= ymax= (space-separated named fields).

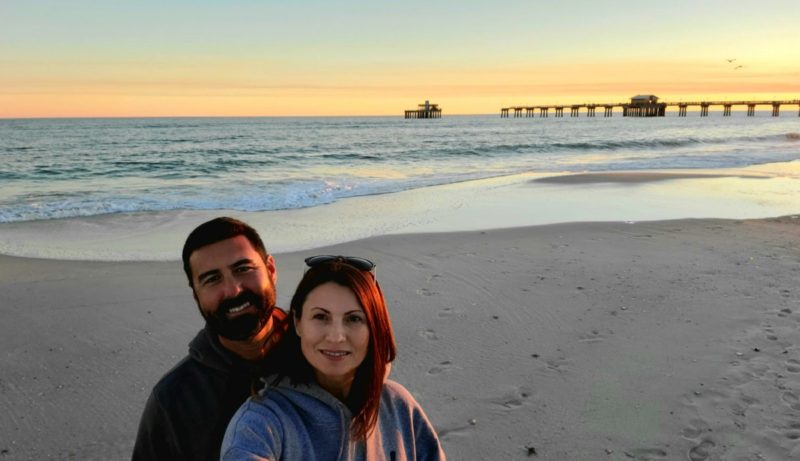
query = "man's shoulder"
xmin=150 ymin=355 xmax=210 ymax=399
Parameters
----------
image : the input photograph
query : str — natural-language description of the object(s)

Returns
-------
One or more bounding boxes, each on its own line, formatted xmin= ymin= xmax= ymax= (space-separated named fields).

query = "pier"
xmin=405 ymin=100 xmax=442 ymax=119
xmin=501 ymin=95 xmax=800 ymax=118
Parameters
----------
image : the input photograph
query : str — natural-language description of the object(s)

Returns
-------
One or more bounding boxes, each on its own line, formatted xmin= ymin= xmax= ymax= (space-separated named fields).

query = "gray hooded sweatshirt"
xmin=220 ymin=377 xmax=446 ymax=461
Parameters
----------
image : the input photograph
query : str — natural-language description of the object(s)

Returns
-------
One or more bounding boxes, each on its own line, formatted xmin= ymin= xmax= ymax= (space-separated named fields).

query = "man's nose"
xmin=221 ymin=277 xmax=243 ymax=298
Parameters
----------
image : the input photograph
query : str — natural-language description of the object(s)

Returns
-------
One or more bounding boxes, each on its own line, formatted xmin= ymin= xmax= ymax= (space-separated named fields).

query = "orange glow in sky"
xmin=1 ymin=1 xmax=798 ymax=117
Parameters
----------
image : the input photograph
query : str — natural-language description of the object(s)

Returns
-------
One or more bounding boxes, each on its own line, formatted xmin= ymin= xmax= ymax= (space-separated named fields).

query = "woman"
xmin=221 ymin=255 xmax=446 ymax=460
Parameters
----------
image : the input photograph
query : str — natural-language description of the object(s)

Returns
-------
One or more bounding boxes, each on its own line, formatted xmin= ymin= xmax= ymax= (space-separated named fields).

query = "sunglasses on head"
xmin=304 ymin=255 xmax=376 ymax=272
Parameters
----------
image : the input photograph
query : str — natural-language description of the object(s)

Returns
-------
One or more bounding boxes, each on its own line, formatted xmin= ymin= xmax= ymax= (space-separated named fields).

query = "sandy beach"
xmin=3 ymin=1 xmax=799 ymax=458
xmin=2 ymin=207 xmax=799 ymax=459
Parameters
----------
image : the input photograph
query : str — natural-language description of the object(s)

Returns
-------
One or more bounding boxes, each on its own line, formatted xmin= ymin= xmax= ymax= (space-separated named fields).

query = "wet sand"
xmin=532 ymin=171 xmax=764 ymax=184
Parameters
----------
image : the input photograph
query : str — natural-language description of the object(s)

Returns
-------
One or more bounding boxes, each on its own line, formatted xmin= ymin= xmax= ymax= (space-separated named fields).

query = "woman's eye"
xmin=347 ymin=315 xmax=365 ymax=323
xmin=312 ymin=313 xmax=327 ymax=321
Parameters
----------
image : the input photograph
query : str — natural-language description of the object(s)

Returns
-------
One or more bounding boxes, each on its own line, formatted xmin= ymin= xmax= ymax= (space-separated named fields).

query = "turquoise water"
xmin=1 ymin=114 xmax=799 ymax=223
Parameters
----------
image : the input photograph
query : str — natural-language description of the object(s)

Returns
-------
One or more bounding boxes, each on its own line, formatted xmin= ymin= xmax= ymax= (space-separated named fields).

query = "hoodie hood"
xmin=188 ymin=326 xmax=251 ymax=373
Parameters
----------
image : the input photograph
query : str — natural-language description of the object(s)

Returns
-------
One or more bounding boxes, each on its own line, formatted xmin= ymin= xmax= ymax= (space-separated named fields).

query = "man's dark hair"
xmin=182 ymin=217 xmax=269 ymax=287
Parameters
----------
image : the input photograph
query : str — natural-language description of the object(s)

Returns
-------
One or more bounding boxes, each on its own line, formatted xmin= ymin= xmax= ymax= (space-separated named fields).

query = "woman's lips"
xmin=320 ymin=350 xmax=350 ymax=361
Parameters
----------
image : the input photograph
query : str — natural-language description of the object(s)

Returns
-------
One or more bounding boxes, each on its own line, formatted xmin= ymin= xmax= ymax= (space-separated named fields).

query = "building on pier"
xmin=622 ymin=94 xmax=667 ymax=117
xmin=405 ymin=100 xmax=441 ymax=119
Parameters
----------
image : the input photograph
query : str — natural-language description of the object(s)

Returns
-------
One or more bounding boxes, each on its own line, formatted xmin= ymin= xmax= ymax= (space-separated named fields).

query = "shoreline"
xmin=0 ymin=161 xmax=798 ymax=262
xmin=2 ymin=215 xmax=799 ymax=459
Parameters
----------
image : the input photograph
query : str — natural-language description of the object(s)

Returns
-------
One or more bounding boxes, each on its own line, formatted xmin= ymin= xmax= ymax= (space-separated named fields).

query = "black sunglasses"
xmin=304 ymin=255 xmax=376 ymax=272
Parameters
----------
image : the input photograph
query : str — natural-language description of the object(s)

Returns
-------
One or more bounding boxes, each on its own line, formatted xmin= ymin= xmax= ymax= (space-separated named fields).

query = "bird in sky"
xmin=726 ymin=58 xmax=736 ymax=63
xmin=734 ymin=65 xmax=744 ymax=70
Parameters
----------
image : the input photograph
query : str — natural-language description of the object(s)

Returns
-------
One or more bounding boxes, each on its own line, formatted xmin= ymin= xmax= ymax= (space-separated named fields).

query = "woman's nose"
xmin=326 ymin=322 xmax=346 ymax=342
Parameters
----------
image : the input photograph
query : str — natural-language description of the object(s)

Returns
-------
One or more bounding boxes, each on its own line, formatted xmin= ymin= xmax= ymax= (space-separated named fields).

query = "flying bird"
xmin=734 ymin=65 xmax=744 ymax=70
xmin=726 ymin=58 xmax=736 ymax=63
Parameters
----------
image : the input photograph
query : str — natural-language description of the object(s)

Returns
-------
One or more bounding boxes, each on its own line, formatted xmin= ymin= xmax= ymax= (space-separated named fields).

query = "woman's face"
xmin=295 ymin=282 xmax=370 ymax=398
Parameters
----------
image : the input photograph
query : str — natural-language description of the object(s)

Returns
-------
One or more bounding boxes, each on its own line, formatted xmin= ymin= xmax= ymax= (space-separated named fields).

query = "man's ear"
xmin=266 ymin=254 xmax=277 ymax=285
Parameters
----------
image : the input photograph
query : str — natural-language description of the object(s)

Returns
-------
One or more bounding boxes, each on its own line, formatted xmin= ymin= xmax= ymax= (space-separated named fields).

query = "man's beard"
xmin=201 ymin=285 xmax=276 ymax=341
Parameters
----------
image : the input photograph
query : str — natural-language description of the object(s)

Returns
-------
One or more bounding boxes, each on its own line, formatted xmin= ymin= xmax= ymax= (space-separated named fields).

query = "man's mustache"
xmin=218 ymin=290 xmax=262 ymax=314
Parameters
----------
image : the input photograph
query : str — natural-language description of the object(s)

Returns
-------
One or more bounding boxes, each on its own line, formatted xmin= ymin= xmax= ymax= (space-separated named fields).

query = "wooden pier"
xmin=405 ymin=100 xmax=442 ymax=119
xmin=501 ymin=95 xmax=800 ymax=118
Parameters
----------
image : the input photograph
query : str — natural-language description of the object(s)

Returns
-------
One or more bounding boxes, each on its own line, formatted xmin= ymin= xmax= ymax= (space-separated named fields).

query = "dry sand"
xmin=2 ymin=216 xmax=800 ymax=460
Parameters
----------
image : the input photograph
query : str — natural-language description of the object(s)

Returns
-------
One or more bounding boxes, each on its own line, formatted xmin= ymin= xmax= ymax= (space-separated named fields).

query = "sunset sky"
xmin=2 ymin=0 xmax=798 ymax=117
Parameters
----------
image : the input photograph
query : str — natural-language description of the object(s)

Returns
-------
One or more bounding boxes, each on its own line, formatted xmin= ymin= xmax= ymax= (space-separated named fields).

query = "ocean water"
xmin=1 ymin=113 xmax=799 ymax=224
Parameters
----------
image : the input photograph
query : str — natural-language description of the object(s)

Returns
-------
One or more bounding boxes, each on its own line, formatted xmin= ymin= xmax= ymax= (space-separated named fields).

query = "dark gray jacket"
xmin=132 ymin=310 xmax=286 ymax=461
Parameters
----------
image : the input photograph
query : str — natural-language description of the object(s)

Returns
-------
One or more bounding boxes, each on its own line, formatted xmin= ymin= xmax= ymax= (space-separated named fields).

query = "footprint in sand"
xmin=578 ymin=329 xmax=606 ymax=343
xmin=785 ymin=431 xmax=800 ymax=440
xmin=545 ymin=357 xmax=570 ymax=374
xmin=427 ymin=361 xmax=454 ymax=375
xmin=420 ymin=329 xmax=439 ymax=341
xmin=426 ymin=274 xmax=442 ymax=283
xmin=416 ymin=288 xmax=438 ymax=297
xmin=625 ymin=448 xmax=667 ymax=460
xmin=786 ymin=422 xmax=800 ymax=440
xmin=489 ymin=385 xmax=534 ymax=411
xmin=437 ymin=307 xmax=460 ymax=318
xmin=780 ymin=391 xmax=800 ymax=411
xmin=437 ymin=422 xmax=473 ymax=439
xmin=729 ymin=401 xmax=746 ymax=417
xmin=682 ymin=418 xmax=711 ymax=439
xmin=688 ymin=440 xmax=715 ymax=461
xmin=785 ymin=358 xmax=800 ymax=373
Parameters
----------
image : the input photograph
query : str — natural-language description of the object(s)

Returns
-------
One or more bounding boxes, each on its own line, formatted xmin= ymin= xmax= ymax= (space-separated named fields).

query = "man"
xmin=133 ymin=217 xmax=287 ymax=461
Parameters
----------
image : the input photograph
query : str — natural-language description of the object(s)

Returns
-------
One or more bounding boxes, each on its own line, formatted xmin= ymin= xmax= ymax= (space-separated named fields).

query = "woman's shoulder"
xmin=378 ymin=381 xmax=446 ymax=459
xmin=222 ymin=394 xmax=286 ymax=459
xmin=382 ymin=379 xmax=418 ymax=402
xmin=380 ymin=379 xmax=429 ymax=418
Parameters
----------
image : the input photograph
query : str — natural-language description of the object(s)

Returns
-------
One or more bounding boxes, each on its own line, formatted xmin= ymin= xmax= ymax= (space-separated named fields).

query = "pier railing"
xmin=500 ymin=100 xmax=800 ymax=118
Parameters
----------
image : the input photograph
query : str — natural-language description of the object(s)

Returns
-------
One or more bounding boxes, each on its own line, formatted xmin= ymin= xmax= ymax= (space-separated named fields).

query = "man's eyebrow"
xmin=198 ymin=259 xmax=255 ymax=281
xmin=197 ymin=268 xmax=220 ymax=282
xmin=230 ymin=258 xmax=256 ymax=268
xmin=196 ymin=259 xmax=256 ymax=283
